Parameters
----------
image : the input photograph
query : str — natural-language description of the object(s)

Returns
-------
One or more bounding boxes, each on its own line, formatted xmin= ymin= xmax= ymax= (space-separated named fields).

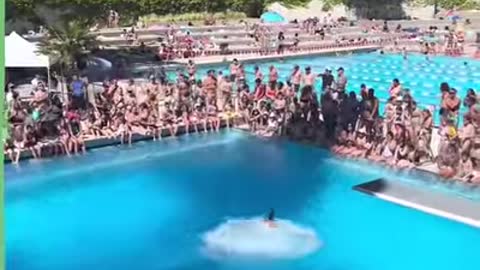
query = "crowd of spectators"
xmin=5 ymin=54 xmax=480 ymax=185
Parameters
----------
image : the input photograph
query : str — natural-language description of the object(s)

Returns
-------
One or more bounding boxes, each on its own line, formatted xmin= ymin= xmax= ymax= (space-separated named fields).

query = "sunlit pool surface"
xmin=168 ymin=52 xmax=480 ymax=124
xmin=6 ymin=131 xmax=480 ymax=270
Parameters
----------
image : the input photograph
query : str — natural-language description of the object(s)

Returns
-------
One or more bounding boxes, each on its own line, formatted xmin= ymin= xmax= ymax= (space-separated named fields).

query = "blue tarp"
xmin=260 ymin=11 xmax=286 ymax=23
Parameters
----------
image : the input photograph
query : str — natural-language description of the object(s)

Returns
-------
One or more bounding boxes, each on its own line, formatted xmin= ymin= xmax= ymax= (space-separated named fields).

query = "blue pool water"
xmin=174 ymin=52 xmax=480 ymax=123
xmin=6 ymin=131 xmax=480 ymax=270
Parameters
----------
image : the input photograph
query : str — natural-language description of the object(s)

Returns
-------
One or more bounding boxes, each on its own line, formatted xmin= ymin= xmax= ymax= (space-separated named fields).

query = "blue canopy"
xmin=261 ymin=11 xmax=286 ymax=23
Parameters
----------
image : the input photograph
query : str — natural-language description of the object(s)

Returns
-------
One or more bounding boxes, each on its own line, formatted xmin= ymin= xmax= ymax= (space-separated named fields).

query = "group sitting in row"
xmin=326 ymin=78 xmax=480 ymax=184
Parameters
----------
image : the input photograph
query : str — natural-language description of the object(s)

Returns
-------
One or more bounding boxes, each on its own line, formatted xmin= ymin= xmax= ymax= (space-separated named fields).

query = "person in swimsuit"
xmin=269 ymin=65 xmax=279 ymax=90
xmin=253 ymin=78 xmax=266 ymax=102
xmin=303 ymin=67 xmax=316 ymax=87
xmin=389 ymin=78 xmax=402 ymax=98
xmin=381 ymin=131 xmax=397 ymax=165
xmin=230 ymin=59 xmax=239 ymax=82
xmin=186 ymin=60 xmax=196 ymax=82
xmin=254 ymin=65 xmax=263 ymax=81
xmin=291 ymin=65 xmax=302 ymax=93
xmin=394 ymin=140 xmax=414 ymax=169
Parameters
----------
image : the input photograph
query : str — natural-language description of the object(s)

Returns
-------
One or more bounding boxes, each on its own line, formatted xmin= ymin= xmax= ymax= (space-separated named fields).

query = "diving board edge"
xmin=353 ymin=179 xmax=480 ymax=229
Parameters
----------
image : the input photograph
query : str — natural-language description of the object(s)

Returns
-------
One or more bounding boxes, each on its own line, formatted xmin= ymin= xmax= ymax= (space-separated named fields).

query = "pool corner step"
xmin=353 ymin=179 xmax=480 ymax=229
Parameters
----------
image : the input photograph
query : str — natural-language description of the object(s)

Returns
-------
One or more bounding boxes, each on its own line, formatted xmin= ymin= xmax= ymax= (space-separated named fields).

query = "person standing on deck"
xmin=319 ymin=69 xmax=334 ymax=91
xmin=186 ymin=60 xmax=196 ymax=82
xmin=70 ymin=75 xmax=86 ymax=110
xmin=230 ymin=59 xmax=240 ymax=82
xmin=303 ymin=67 xmax=317 ymax=87
xmin=203 ymin=70 xmax=217 ymax=101
xmin=290 ymin=65 xmax=302 ymax=93
xmin=269 ymin=65 xmax=279 ymax=90
xmin=335 ymin=67 xmax=348 ymax=93
xmin=389 ymin=78 xmax=402 ymax=98
xmin=254 ymin=65 xmax=264 ymax=82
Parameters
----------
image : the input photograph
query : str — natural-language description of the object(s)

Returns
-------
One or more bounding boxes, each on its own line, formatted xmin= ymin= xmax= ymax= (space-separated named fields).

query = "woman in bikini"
xmin=125 ymin=106 xmax=142 ymax=137
xmin=388 ymin=78 xmax=402 ymax=98
xmin=337 ymin=125 xmax=357 ymax=156
xmin=57 ymin=119 xmax=73 ymax=156
xmin=67 ymin=117 xmax=87 ymax=155
xmin=162 ymin=107 xmax=178 ymax=137
xmin=459 ymin=114 xmax=475 ymax=157
xmin=394 ymin=139 xmax=414 ymax=169
xmin=229 ymin=59 xmax=239 ymax=82
xmin=117 ymin=116 xmax=133 ymax=145
xmin=11 ymin=125 xmax=26 ymax=164
xmin=254 ymin=65 xmax=263 ymax=82
xmin=220 ymin=104 xmax=235 ymax=128
xmin=207 ymin=100 xmax=220 ymax=132
xmin=438 ymin=137 xmax=461 ymax=179
xmin=253 ymin=79 xmax=266 ymax=102
xmin=195 ymin=104 xmax=208 ymax=133
xmin=24 ymin=125 xmax=42 ymax=160
xmin=87 ymin=112 xmax=104 ymax=137
xmin=367 ymin=137 xmax=386 ymax=163
xmin=376 ymin=131 xmax=397 ymax=164
xmin=265 ymin=83 xmax=277 ymax=101
xmin=347 ymin=127 xmax=370 ymax=158
xmin=332 ymin=129 xmax=349 ymax=154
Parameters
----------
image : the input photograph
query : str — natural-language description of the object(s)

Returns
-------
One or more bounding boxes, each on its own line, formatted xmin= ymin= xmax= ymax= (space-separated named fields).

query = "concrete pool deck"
xmin=173 ymin=45 xmax=381 ymax=66
xmin=354 ymin=179 xmax=480 ymax=228
xmin=4 ymin=120 xmax=231 ymax=163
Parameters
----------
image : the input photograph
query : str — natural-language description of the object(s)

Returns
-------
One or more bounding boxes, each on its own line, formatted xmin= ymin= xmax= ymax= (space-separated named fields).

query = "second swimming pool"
xmin=170 ymin=52 xmax=480 ymax=123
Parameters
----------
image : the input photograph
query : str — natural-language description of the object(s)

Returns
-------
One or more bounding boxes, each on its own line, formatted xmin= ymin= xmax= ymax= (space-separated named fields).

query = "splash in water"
xmin=201 ymin=217 xmax=322 ymax=260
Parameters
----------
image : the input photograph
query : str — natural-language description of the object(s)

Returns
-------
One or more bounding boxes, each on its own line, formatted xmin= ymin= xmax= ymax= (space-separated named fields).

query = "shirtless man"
xmin=230 ymin=59 xmax=240 ymax=82
xmin=303 ymin=66 xmax=317 ymax=87
xmin=254 ymin=65 xmax=264 ymax=81
xmin=268 ymin=65 xmax=279 ymax=90
xmin=336 ymin=67 xmax=347 ymax=92
xmin=441 ymin=88 xmax=461 ymax=125
xmin=203 ymin=70 xmax=217 ymax=100
xmin=290 ymin=65 xmax=302 ymax=93
xmin=186 ymin=60 xmax=196 ymax=82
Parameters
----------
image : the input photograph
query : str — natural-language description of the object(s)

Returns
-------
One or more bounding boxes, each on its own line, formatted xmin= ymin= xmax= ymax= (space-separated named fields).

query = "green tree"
xmin=37 ymin=19 xmax=97 ymax=76
xmin=7 ymin=0 xmax=314 ymax=23
xmin=413 ymin=0 xmax=480 ymax=9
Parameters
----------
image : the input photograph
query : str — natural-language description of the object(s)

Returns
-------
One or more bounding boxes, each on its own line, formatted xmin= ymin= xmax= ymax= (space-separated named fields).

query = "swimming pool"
xmin=171 ymin=52 xmax=480 ymax=123
xmin=6 ymin=131 xmax=480 ymax=270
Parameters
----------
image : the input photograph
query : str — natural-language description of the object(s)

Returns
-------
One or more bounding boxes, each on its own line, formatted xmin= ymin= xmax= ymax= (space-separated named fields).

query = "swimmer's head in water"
xmin=202 ymin=218 xmax=322 ymax=259
xmin=267 ymin=208 xmax=275 ymax=221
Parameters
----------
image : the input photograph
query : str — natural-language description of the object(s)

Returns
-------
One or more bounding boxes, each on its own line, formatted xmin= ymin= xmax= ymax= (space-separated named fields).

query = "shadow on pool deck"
xmin=354 ymin=179 xmax=480 ymax=228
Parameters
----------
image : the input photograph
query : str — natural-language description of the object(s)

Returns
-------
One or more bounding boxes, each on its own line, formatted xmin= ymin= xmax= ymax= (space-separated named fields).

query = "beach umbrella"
xmin=260 ymin=11 xmax=286 ymax=24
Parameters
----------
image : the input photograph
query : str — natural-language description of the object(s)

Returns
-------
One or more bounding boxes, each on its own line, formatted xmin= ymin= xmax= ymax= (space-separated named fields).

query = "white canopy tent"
xmin=5 ymin=31 xmax=51 ymax=89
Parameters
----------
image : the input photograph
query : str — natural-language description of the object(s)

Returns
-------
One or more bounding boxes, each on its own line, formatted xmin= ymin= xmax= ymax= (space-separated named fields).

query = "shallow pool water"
xmin=6 ymin=131 xmax=480 ymax=270
xmin=170 ymin=52 xmax=480 ymax=124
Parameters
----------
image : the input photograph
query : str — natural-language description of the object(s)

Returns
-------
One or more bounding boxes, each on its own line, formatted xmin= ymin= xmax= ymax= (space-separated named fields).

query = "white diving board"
xmin=353 ymin=179 xmax=480 ymax=228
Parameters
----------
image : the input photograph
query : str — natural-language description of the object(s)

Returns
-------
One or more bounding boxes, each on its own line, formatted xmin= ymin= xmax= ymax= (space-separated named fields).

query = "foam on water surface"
xmin=202 ymin=218 xmax=322 ymax=260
